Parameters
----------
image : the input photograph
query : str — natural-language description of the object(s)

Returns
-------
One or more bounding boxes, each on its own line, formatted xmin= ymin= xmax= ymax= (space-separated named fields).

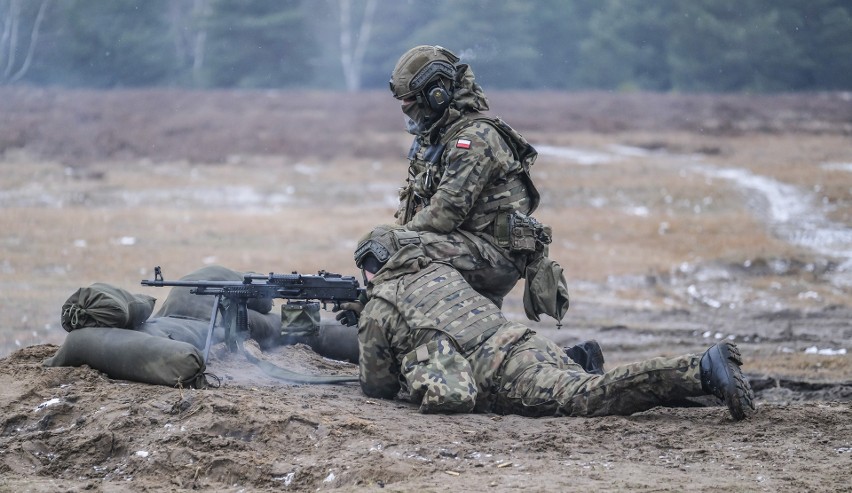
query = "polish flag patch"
xmin=456 ymin=139 xmax=472 ymax=149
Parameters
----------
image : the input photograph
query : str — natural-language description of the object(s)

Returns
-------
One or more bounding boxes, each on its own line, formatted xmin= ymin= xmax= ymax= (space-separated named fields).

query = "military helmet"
xmin=354 ymin=225 xmax=422 ymax=273
xmin=389 ymin=45 xmax=460 ymax=100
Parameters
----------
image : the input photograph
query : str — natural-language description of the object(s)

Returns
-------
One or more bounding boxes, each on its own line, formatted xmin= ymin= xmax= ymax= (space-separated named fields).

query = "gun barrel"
xmin=140 ymin=279 xmax=245 ymax=288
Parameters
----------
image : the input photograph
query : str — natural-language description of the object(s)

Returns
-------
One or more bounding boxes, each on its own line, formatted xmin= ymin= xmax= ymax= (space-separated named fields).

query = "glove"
xmin=333 ymin=301 xmax=364 ymax=327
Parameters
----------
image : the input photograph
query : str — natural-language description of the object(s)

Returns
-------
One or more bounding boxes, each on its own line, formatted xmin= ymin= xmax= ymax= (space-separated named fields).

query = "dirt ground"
xmin=1 ymin=88 xmax=851 ymax=491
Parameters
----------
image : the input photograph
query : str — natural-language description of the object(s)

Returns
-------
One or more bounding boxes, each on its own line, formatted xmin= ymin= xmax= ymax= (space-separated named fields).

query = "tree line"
xmin=2 ymin=0 xmax=850 ymax=92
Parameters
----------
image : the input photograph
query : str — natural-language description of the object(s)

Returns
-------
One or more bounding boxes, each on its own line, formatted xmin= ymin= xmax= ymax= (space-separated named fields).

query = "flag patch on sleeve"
xmin=456 ymin=139 xmax=472 ymax=149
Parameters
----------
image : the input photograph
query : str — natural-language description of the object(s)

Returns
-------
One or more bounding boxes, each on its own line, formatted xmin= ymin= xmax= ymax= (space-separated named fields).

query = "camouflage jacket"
xmin=398 ymin=64 xmax=540 ymax=239
xmin=358 ymin=244 xmax=531 ymax=413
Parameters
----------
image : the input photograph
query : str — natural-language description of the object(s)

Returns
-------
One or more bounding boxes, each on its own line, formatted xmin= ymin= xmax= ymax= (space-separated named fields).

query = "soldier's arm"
xmin=406 ymin=125 xmax=510 ymax=233
xmin=357 ymin=300 xmax=402 ymax=399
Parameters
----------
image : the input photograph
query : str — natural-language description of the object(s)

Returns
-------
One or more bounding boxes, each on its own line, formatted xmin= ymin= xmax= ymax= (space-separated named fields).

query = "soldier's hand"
xmin=333 ymin=301 xmax=364 ymax=327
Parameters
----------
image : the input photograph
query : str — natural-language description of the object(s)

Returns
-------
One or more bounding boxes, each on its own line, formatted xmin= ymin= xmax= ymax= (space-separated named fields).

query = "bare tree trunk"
xmin=192 ymin=0 xmax=209 ymax=86
xmin=339 ymin=0 xmax=377 ymax=92
xmin=0 ymin=1 xmax=13 ymax=72
xmin=2 ymin=0 xmax=21 ymax=79
xmin=1 ymin=0 xmax=49 ymax=84
xmin=168 ymin=1 xmax=190 ymax=69
xmin=166 ymin=0 xmax=208 ymax=87
xmin=9 ymin=0 xmax=49 ymax=83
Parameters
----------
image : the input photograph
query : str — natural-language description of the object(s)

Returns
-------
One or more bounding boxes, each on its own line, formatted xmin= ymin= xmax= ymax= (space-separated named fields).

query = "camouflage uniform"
xmin=358 ymin=244 xmax=707 ymax=417
xmin=393 ymin=51 xmax=544 ymax=309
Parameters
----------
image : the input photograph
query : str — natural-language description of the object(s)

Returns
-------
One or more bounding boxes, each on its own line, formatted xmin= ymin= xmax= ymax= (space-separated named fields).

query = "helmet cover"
xmin=354 ymin=225 xmax=421 ymax=272
xmin=389 ymin=45 xmax=459 ymax=100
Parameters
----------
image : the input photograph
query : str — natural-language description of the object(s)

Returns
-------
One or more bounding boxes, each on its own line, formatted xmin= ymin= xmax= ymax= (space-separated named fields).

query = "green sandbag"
xmin=311 ymin=322 xmax=359 ymax=364
xmin=137 ymin=316 xmax=212 ymax=351
xmin=61 ymin=282 xmax=156 ymax=332
xmin=247 ymin=310 xmax=288 ymax=350
xmin=43 ymin=327 xmax=207 ymax=388
xmin=277 ymin=320 xmax=359 ymax=364
xmin=146 ymin=306 xmax=280 ymax=351
xmin=137 ymin=313 xmax=277 ymax=351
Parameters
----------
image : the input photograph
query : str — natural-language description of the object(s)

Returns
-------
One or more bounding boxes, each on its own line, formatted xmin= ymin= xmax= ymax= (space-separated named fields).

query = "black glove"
xmin=333 ymin=301 xmax=364 ymax=327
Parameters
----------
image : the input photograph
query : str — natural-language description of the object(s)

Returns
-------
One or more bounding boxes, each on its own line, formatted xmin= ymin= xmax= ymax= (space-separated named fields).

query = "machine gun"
xmin=141 ymin=266 xmax=363 ymax=365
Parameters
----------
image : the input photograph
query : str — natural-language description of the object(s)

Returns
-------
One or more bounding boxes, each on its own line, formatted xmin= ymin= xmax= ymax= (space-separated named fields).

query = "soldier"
xmin=353 ymin=225 xmax=756 ymax=420
xmin=337 ymin=45 xmax=568 ymax=327
xmin=387 ymin=45 xmax=568 ymax=320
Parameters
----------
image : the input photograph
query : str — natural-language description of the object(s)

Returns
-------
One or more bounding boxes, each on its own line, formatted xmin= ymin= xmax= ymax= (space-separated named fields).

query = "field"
xmin=1 ymin=88 xmax=851 ymax=491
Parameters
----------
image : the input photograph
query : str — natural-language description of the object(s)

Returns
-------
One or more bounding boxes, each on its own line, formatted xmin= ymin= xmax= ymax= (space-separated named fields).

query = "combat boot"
xmin=700 ymin=342 xmax=756 ymax=420
xmin=563 ymin=340 xmax=605 ymax=375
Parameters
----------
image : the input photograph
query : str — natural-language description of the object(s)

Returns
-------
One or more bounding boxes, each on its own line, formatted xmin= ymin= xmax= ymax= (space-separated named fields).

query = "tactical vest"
xmin=405 ymin=114 xmax=542 ymax=232
xmin=374 ymin=262 xmax=505 ymax=354
xmin=445 ymin=114 xmax=540 ymax=211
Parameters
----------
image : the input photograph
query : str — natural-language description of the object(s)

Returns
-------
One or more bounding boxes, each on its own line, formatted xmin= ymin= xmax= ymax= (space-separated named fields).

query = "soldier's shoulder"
xmin=445 ymin=118 xmax=505 ymax=152
xmin=370 ymin=280 xmax=401 ymax=303
xmin=452 ymin=115 xmax=501 ymax=136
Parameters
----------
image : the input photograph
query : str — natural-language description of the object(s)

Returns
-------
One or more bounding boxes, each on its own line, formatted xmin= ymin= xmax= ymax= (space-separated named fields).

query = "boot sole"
xmin=717 ymin=342 xmax=756 ymax=420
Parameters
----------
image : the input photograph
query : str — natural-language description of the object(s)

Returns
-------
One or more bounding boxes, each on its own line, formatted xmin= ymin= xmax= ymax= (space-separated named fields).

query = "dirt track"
xmin=1 ymin=88 xmax=851 ymax=491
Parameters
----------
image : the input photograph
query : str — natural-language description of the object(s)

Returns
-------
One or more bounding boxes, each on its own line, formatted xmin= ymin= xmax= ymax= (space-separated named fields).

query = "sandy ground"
xmin=1 ymin=88 xmax=851 ymax=491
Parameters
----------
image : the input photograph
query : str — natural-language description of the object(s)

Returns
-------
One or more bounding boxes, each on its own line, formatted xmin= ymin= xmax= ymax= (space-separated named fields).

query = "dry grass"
xmin=1 ymin=89 xmax=851 ymax=356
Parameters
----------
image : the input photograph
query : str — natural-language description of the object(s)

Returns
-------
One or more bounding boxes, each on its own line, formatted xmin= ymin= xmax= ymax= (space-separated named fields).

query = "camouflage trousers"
xmin=419 ymin=230 xmax=526 ymax=308
xmin=491 ymin=334 xmax=704 ymax=417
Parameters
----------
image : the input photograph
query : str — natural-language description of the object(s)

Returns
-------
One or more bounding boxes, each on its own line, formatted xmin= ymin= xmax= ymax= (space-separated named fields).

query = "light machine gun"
xmin=141 ymin=266 xmax=364 ymax=365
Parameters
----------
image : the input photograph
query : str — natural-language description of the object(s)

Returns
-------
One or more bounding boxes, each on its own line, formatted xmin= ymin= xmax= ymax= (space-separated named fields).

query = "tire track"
xmin=693 ymin=164 xmax=852 ymax=287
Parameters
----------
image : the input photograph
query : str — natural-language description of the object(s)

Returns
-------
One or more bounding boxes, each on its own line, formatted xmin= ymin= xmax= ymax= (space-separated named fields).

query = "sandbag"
xmin=137 ymin=316 xmax=212 ymax=351
xmin=139 ymin=312 xmax=279 ymax=352
xmin=43 ymin=327 xmax=207 ymax=388
xmin=61 ymin=283 xmax=156 ymax=332
xmin=246 ymin=310 xmax=286 ymax=350
xmin=277 ymin=303 xmax=359 ymax=363
xmin=310 ymin=322 xmax=359 ymax=364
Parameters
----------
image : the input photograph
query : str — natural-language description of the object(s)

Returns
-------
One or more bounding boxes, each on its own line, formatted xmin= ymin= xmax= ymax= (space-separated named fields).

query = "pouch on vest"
xmin=494 ymin=209 xmax=552 ymax=254
xmin=523 ymin=255 xmax=570 ymax=323
xmin=401 ymin=338 xmax=477 ymax=414
xmin=61 ymin=283 xmax=156 ymax=332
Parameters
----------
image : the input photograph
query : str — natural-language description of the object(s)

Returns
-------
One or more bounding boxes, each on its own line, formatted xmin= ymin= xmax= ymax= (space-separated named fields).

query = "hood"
xmin=424 ymin=64 xmax=490 ymax=142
